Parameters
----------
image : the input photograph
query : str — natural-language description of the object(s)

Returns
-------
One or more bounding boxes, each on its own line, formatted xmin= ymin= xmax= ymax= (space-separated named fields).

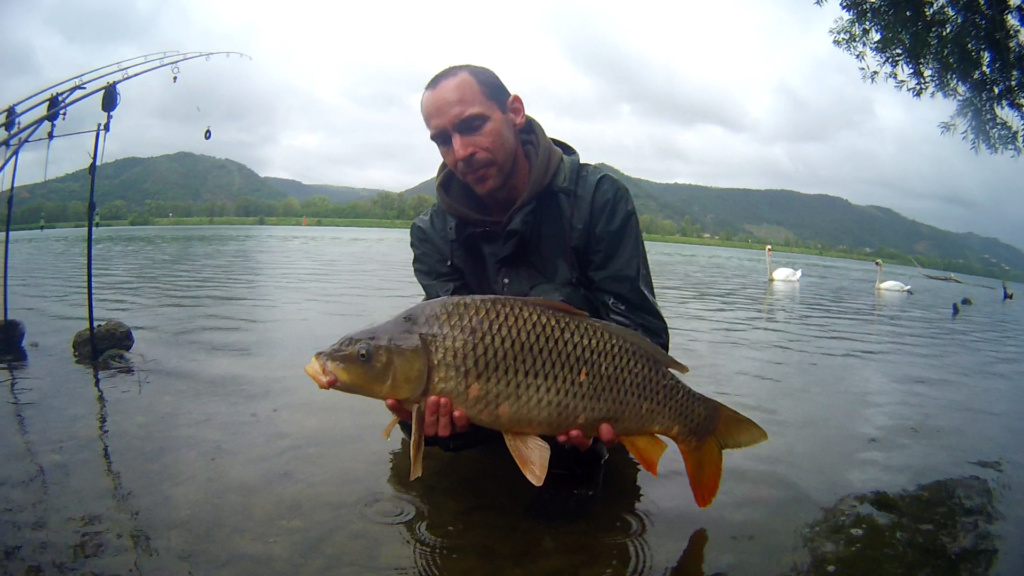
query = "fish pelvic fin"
xmin=382 ymin=415 xmax=401 ymax=440
xmin=502 ymin=432 xmax=551 ymax=486
xmin=409 ymin=404 xmax=425 ymax=482
xmin=620 ymin=434 xmax=668 ymax=476
xmin=676 ymin=400 xmax=768 ymax=508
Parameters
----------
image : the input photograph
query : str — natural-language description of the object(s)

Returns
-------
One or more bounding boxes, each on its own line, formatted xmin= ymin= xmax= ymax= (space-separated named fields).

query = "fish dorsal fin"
xmin=409 ymin=404 xmax=425 ymax=482
xmin=502 ymin=432 xmax=551 ymax=486
xmin=521 ymin=297 xmax=590 ymax=317
xmin=382 ymin=415 xmax=401 ymax=440
xmin=620 ymin=434 xmax=669 ymax=476
xmin=522 ymin=297 xmax=689 ymax=375
xmin=599 ymin=320 xmax=690 ymax=375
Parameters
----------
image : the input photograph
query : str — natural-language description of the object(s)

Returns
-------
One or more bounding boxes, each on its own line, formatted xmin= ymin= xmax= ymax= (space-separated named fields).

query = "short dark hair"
xmin=425 ymin=65 xmax=511 ymax=112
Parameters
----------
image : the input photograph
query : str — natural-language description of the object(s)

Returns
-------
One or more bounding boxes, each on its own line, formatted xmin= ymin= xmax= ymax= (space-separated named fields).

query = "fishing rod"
xmin=1 ymin=51 xmax=250 ymax=362
xmin=2 ymin=50 xmax=251 ymax=172
xmin=3 ymin=51 xmax=180 ymax=118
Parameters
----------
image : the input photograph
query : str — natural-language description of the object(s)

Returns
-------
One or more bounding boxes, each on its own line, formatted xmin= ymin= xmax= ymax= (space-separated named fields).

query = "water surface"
xmin=2 ymin=226 xmax=1021 ymax=575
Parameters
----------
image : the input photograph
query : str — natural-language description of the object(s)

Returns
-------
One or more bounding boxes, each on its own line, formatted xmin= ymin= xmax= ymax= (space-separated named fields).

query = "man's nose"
xmin=452 ymin=134 xmax=474 ymax=162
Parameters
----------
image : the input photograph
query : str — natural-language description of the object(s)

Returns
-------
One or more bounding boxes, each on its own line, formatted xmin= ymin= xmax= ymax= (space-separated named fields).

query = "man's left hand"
xmin=556 ymin=422 xmax=617 ymax=451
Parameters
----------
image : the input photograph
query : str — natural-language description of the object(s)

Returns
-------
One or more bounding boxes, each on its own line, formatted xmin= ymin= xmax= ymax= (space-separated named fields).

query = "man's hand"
xmin=385 ymin=395 xmax=471 ymax=437
xmin=385 ymin=396 xmax=617 ymax=451
xmin=556 ymin=423 xmax=618 ymax=451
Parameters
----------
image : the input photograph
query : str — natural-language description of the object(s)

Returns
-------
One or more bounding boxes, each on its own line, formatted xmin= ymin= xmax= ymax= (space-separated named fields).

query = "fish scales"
xmin=304 ymin=295 xmax=768 ymax=507
xmin=423 ymin=297 xmax=714 ymax=440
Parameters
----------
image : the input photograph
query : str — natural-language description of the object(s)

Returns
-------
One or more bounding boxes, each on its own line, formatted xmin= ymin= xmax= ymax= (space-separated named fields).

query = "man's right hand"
xmin=385 ymin=395 xmax=471 ymax=437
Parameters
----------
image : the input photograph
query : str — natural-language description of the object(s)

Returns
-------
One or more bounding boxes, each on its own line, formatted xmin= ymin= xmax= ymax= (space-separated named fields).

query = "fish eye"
xmin=357 ymin=343 xmax=372 ymax=362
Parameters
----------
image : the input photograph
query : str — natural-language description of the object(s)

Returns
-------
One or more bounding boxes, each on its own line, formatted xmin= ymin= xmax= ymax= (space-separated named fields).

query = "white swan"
xmin=765 ymin=245 xmax=801 ymax=282
xmin=874 ymin=259 xmax=912 ymax=293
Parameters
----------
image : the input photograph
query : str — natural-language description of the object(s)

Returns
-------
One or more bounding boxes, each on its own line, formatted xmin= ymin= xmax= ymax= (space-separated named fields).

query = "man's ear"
xmin=506 ymin=94 xmax=526 ymax=129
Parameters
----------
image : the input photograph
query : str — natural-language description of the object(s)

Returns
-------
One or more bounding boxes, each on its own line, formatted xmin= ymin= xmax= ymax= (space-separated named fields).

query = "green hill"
xmin=599 ymin=165 xmax=1024 ymax=272
xmin=16 ymin=152 xmax=286 ymax=206
xmin=263 ymin=177 xmax=384 ymax=204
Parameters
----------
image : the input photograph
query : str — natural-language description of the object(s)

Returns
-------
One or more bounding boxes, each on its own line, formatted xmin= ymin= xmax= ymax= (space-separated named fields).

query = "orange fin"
xmin=677 ymin=436 xmax=723 ymax=508
xmin=409 ymin=404 xmax=425 ymax=481
xmin=522 ymin=297 xmax=589 ymax=317
xmin=382 ymin=415 xmax=401 ymax=440
xmin=676 ymin=400 xmax=768 ymax=508
xmin=502 ymin=432 xmax=551 ymax=486
xmin=620 ymin=434 xmax=668 ymax=476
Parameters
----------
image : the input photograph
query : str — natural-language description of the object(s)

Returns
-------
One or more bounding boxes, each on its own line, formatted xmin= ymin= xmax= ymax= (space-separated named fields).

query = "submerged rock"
xmin=72 ymin=320 xmax=134 ymax=362
xmin=0 ymin=319 xmax=28 ymax=363
xmin=790 ymin=475 xmax=1000 ymax=576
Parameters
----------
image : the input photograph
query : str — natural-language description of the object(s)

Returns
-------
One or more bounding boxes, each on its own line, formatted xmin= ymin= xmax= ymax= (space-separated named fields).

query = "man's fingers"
xmin=385 ymin=398 xmax=411 ymax=421
xmin=386 ymin=396 xmax=469 ymax=438
xmin=437 ymin=397 xmax=453 ymax=437
xmin=598 ymin=422 xmax=618 ymax=446
xmin=567 ymin=429 xmax=593 ymax=451
xmin=452 ymin=409 xmax=471 ymax=433
xmin=423 ymin=395 xmax=440 ymax=436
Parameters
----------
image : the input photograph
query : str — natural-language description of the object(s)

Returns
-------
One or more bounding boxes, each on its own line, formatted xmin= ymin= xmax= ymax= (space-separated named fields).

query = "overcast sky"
xmin=2 ymin=0 xmax=1022 ymax=249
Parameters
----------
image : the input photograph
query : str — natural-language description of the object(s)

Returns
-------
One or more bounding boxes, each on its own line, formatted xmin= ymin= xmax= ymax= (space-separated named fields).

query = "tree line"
xmin=5 ymin=190 xmax=1021 ymax=281
xmin=3 ymin=192 xmax=437 ymax=227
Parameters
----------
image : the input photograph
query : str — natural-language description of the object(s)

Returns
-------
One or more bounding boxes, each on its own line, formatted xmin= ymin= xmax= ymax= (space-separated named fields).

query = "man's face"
xmin=421 ymin=72 xmax=525 ymax=198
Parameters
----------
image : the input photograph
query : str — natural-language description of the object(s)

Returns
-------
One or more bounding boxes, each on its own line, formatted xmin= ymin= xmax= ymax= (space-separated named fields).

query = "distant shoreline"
xmin=12 ymin=217 xmax=1020 ymax=283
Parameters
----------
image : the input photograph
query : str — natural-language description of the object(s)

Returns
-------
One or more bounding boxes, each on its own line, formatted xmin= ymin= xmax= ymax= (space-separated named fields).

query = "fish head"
xmin=305 ymin=322 xmax=428 ymax=402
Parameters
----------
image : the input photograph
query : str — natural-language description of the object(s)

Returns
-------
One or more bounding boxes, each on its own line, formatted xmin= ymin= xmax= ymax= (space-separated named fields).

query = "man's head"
xmin=421 ymin=65 xmax=529 ymax=212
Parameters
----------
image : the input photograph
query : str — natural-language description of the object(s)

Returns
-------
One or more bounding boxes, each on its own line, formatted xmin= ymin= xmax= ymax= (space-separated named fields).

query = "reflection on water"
xmin=2 ymin=360 xmax=156 ymax=574
xmin=1 ymin=227 xmax=1022 ymax=575
xmin=383 ymin=438 xmax=713 ymax=576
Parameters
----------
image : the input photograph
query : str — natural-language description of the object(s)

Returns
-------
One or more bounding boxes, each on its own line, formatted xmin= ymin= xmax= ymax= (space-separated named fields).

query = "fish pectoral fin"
xmin=409 ymin=404 xmax=425 ymax=482
xmin=677 ymin=436 xmax=723 ymax=509
xmin=382 ymin=415 xmax=401 ymax=440
xmin=620 ymin=434 xmax=668 ymax=476
xmin=502 ymin=432 xmax=551 ymax=487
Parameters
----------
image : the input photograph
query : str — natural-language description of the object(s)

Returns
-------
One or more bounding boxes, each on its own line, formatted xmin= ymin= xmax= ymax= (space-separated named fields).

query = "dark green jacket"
xmin=410 ymin=140 xmax=669 ymax=351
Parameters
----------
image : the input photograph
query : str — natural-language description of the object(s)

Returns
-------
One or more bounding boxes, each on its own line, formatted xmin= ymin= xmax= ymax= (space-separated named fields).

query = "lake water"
xmin=1 ymin=225 xmax=1021 ymax=575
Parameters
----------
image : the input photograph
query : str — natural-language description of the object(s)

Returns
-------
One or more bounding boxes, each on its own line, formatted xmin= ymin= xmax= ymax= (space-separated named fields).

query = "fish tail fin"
xmin=676 ymin=400 xmax=768 ymax=508
xmin=676 ymin=435 xmax=722 ymax=508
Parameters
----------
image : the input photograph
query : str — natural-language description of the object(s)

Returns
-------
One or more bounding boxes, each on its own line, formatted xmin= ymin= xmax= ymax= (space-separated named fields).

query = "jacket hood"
xmin=434 ymin=115 xmax=564 ymax=228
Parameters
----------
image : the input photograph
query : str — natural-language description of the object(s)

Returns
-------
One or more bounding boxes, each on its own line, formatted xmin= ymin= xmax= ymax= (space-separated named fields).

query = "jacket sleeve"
xmin=582 ymin=174 xmax=670 ymax=351
xmin=411 ymin=206 xmax=470 ymax=299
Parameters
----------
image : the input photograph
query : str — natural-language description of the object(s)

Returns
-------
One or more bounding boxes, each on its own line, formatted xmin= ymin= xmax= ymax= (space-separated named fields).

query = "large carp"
xmin=304 ymin=296 xmax=767 ymax=508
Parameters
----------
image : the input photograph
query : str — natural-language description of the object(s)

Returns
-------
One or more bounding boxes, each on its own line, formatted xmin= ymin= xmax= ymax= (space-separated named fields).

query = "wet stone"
xmin=788 ymin=475 xmax=1000 ymax=576
xmin=71 ymin=320 xmax=134 ymax=363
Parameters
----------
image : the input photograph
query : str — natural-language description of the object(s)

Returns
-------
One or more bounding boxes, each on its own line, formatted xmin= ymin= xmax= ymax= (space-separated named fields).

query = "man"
xmin=387 ymin=64 xmax=668 ymax=487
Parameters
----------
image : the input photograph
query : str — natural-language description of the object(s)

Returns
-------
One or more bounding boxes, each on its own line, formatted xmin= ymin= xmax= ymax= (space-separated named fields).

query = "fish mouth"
xmin=304 ymin=356 xmax=335 ymax=390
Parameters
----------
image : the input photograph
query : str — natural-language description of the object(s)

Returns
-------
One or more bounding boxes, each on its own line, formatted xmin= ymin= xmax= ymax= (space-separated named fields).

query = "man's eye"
xmin=458 ymin=118 xmax=485 ymax=135
xmin=433 ymin=134 xmax=452 ymax=148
